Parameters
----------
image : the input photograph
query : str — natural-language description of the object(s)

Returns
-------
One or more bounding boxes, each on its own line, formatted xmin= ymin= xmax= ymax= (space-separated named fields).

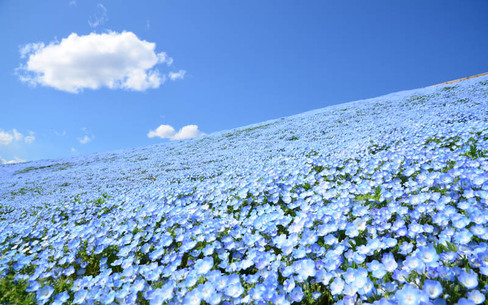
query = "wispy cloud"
xmin=168 ymin=70 xmax=186 ymax=81
xmin=78 ymin=135 xmax=92 ymax=144
xmin=148 ymin=124 xmax=205 ymax=140
xmin=17 ymin=31 xmax=178 ymax=93
xmin=24 ymin=131 xmax=36 ymax=144
xmin=78 ymin=128 xmax=94 ymax=144
xmin=54 ymin=130 xmax=66 ymax=136
xmin=88 ymin=3 xmax=108 ymax=28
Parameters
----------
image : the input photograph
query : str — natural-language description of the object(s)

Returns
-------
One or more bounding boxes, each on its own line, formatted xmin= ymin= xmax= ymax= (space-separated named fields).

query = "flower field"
xmin=1 ymin=76 xmax=488 ymax=305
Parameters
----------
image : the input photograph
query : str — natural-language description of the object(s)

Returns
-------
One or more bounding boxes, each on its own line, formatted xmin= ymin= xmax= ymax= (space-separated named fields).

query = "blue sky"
xmin=1 ymin=0 xmax=487 ymax=163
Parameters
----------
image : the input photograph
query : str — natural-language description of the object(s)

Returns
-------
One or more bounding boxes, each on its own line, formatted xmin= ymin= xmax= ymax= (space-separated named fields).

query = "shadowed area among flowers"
xmin=1 ymin=76 xmax=488 ymax=304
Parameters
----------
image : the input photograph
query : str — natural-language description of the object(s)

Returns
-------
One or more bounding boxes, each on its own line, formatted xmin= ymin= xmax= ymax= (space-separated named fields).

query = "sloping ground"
xmin=433 ymin=72 xmax=488 ymax=86
xmin=0 ymin=76 xmax=487 ymax=305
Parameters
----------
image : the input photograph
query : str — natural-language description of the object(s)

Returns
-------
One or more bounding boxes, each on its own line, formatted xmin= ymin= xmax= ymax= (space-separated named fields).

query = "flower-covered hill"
xmin=1 ymin=76 xmax=488 ymax=305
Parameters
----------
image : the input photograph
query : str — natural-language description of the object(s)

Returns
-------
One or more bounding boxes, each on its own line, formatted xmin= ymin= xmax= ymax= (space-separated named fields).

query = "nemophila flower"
xmin=289 ymin=286 xmax=304 ymax=303
xmin=458 ymin=270 xmax=478 ymax=289
xmin=73 ymin=289 xmax=88 ymax=304
xmin=26 ymin=281 xmax=41 ymax=292
xmin=198 ymin=282 xmax=216 ymax=302
xmin=52 ymin=291 xmax=70 ymax=305
xmin=102 ymin=291 xmax=116 ymax=304
xmin=368 ymin=260 xmax=387 ymax=279
xmin=194 ymin=257 xmax=214 ymax=275
xmin=315 ymin=268 xmax=332 ymax=285
xmin=454 ymin=229 xmax=473 ymax=244
xmin=456 ymin=298 xmax=476 ymax=305
xmin=330 ymin=277 xmax=345 ymax=295
xmin=150 ymin=283 xmax=174 ymax=305
xmin=423 ymin=280 xmax=443 ymax=299
xmin=225 ymin=281 xmax=244 ymax=298
xmin=294 ymin=258 xmax=316 ymax=279
xmin=183 ymin=289 xmax=201 ymax=305
xmin=249 ymin=284 xmax=266 ymax=301
xmin=36 ymin=285 xmax=54 ymax=303
xmin=467 ymin=290 xmax=485 ymax=304
xmin=395 ymin=284 xmax=422 ymax=305
xmin=418 ymin=246 xmax=439 ymax=265
xmin=382 ymin=253 xmax=398 ymax=272
xmin=399 ymin=242 xmax=414 ymax=256
xmin=271 ymin=293 xmax=290 ymax=305
xmin=403 ymin=255 xmax=425 ymax=273
xmin=373 ymin=298 xmax=395 ymax=305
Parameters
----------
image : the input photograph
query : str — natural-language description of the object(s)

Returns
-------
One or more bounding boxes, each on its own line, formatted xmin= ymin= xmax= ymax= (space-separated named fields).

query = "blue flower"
xmin=458 ymin=271 xmax=478 ymax=289
xmin=330 ymin=277 xmax=345 ymax=295
xmin=52 ymin=291 xmax=70 ymax=305
xmin=367 ymin=260 xmax=386 ymax=279
xmin=73 ymin=289 xmax=88 ymax=304
xmin=36 ymin=285 xmax=54 ymax=303
xmin=417 ymin=246 xmax=439 ymax=265
xmin=182 ymin=289 xmax=201 ymax=305
xmin=395 ymin=284 xmax=422 ymax=305
xmin=381 ymin=253 xmax=398 ymax=272
xmin=423 ymin=280 xmax=443 ymax=299
xmin=194 ymin=257 xmax=214 ymax=275
xmin=225 ymin=281 xmax=244 ymax=298
xmin=289 ymin=286 xmax=304 ymax=303
xmin=455 ymin=298 xmax=476 ymax=305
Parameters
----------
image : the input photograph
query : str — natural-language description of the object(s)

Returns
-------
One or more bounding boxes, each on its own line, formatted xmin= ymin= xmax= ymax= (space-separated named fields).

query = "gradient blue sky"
xmin=1 ymin=1 xmax=487 ymax=163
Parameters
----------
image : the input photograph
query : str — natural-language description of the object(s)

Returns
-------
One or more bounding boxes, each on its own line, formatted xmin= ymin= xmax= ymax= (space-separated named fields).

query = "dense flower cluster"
xmin=1 ymin=76 xmax=488 ymax=304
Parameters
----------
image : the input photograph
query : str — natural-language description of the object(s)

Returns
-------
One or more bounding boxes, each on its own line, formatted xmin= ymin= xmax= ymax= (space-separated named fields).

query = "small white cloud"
xmin=69 ymin=0 xmax=77 ymax=6
xmin=88 ymin=3 xmax=108 ymax=28
xmin=78 ymin=135 xmax=93 ymax=144
xmin=158 ymin=52 xmax=173 ymax=66
xmin=24 ymin=131 xmax=35 ymax=144
xmin=18 ymin=31 xmax=179 ymax=93
xmin=54 ymin=130 xmax=66 ymax=136
xmin=147 ymin=124 xmax=176 ymax=139
xmin=146 ymin=20 xmax=150 ymax=30
xmin=148 ymin=124 xmax=204 ymax=140
xmin=71 ymin=147 xmax=77 ymax=152
xmin=1 ymin=157 xmax=25 ymax=164
xmin=168 ymin=70 xmax=186 ymax=81
xmin=172 ymin=125 xmax=204 ymax=140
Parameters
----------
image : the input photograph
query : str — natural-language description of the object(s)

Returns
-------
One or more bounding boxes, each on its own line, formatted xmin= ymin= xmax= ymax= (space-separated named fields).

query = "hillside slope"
xmin=1 ymin=76 xmax=488 ymax=304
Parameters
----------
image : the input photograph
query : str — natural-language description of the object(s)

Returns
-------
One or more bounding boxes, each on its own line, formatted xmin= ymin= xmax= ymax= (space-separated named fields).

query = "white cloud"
xmin=54 ymin=130 xmax=66 ymax=136
xmin=148 ymin=124 xmax=205 ymax=140
xmin=20 ymin=43 xmax=44 ymax=59
xmin=168 ymin=70 xmax=186 ymax=81
xmin=18 ymin=31 xmax=177 ymax=93
xmin=24 ymin=131 xmax=35 ymax=144
xmin=0 ymin=129 xmax=34 ymax=145
xmin=78 ymin=135 xmax=93 ymax=144
xmin=69 ymin=0 xmax=77 ymax=6
xmin=147 ymin=124 xmax=176 ymax=139
xmin=88 ymin=3 xmax=108 ymax=28
xmin=0 ymin=131 xmax=14 ymax=146
xmin=71 ymin=147 xmax=77 ymax=152
xmin=1 ymin=157 xmax=25 ymax=164
xmin=13 ymin=129 xmax=23 ymax=141
xmin=172 ymin=125 xmax=205 ymax=140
